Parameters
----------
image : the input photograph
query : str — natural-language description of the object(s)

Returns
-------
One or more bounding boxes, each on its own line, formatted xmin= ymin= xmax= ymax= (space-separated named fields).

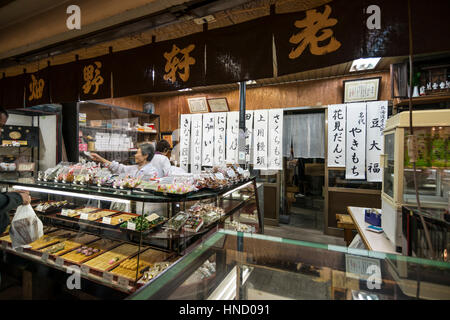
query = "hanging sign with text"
xmin=366 ymin=101 xmax=388 ymax=182
xmin=179 ymin=114 xmax=191 ymax=172
xmin=346 ymin=103 xmax=367 ymax=180
xmin=190 ymin=114 xmax=203 ymax=173
xmin=268 ymin=109 xmax=283 ymax=170
xmin=253 ymin=110 xmax=269 ymax=170
xmin=327 ymin=104 xmax=347 ymax=167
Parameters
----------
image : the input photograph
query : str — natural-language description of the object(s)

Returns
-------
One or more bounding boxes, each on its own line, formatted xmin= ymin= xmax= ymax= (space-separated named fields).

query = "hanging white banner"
xmin=268 ymin=109 xmax=283 ymax=170
xmin=202 ymin=113 xmax=215 ymax=166
xmin=190 ymin=114 xmax=203 ymax=173
xmin=179 ymin=114 xmax=191 ymax=172
xmin=226 ymin=111 xmax=239 ymax=164
xmin=253 ymin=110 xmax=269 ymax=170
xmin=213 ymin=113 xmax=227 ymax=166
xmin=346 ymin=103 xmax=367 ymax=180
xmin=327 ymin=104 xmax=346 ymax=167
xmin=366 ymin=101 xmax=388 ymax=182
xmin=245 ymin=111 xmax=254 ymax=163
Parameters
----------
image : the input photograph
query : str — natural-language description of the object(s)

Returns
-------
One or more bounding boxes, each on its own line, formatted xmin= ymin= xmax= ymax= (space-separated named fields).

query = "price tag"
xmin=215 ymin=173 xmax=225 ymax=180
xmin=55 ymin=257 xmax=64 ymax=267
xmin=102 ymin=217 xmax=112 ymax=224
xmin=61 ymin=209 xmax=69 ymax=216
xmin=103 ymin=272 xmax=113 ymax=282
xmin=80 ymin=213 xmax=89 ymax=220
xmin=81 ymin=265 xmax=90 ymax=275
xmin=41 ymin=252 xmax=49 ymax=262
xmin=127 ymin=222 xmax=136 ymax=231
xmin=16 ymin=246 xmax=23 ymax=253
xmin=118 ymin=277 xmax=129 ymax=288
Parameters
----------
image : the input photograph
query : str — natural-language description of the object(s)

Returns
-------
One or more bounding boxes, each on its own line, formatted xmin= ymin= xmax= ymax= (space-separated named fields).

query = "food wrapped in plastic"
xmin=166 ymin=211 xmax=190 ymax=231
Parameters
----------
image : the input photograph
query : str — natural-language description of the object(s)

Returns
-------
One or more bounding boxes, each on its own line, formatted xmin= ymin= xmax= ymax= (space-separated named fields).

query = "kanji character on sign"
xmin=82 ymin=61 xmax=104 ymax=95
xmin=369 ymin=140 xmax=381 ymax=151
xmin=163 ymin=44 xmax=196 ymax=83
xmin=29 ymin=74 xmax=45 ymax=101
xmin=289 ymin=5 xmax=341 ymax=59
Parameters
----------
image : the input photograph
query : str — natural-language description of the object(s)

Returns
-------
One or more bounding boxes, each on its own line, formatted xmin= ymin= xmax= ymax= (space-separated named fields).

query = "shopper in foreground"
xmin=0 ymin=106 xmax=31 ymax=234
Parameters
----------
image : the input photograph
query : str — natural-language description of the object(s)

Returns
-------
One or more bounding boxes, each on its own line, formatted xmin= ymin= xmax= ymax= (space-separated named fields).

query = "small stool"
xmin=336 ymin=214 xmax=356 ymax=246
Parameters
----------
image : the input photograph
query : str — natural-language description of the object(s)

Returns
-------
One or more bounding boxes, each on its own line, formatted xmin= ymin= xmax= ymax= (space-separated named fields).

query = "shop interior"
xmin=0 ymin=0 xmax=448 ymax=301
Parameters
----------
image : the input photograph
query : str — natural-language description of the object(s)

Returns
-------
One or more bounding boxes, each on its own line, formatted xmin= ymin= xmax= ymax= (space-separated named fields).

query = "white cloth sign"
xmin=202 ymin=114 xmax=215 ymax=166
xmin=327 ymin=104 xmax=346 ymax=167
xmin=268 ymin=109 xmax=283 ymax=170
xmin=213 ymin=113 xmax=227 ymax=166
xmin=253 ymin=110 xmax=268 ymax=170
xmin=179 ymin=114 xmax=191 ymax=172
xmin=226 ymin=112 xmax=239 ymax=164
xmin=190 ymin=114 xmax=203 ymax=173
xmin=346 ymin=103 xmax=367 ymax=180
xmin=245 ymin=111 xmax=254 ymax=163
xmin=366 ymin=101 xmax=388 ymax=182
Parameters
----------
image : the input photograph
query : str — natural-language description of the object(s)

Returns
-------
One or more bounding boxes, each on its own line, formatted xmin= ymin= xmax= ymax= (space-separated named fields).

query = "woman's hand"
xmin=17 ymin=191 xmax=31 ymax=205
xmin=90 ymin=152 xmax=111 ymax=166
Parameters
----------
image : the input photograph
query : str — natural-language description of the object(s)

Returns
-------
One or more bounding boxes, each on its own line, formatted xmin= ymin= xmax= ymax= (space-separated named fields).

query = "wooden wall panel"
xmin=153 ymin=71 xmax=391 ymax=132
xmin=96 ymin=95 xmax=145 ymax=112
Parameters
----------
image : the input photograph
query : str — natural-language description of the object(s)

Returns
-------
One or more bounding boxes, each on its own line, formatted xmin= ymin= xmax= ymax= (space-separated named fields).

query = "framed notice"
xmin=207 ymin=98 xmax=229 ymax=112
xmin=343 ymin=77 xmax=381 ymax=103
xmin=187 ymin=97 xmax=209 ymax=113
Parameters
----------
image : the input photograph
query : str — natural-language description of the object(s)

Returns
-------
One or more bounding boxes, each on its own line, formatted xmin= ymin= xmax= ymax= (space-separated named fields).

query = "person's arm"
xmin=162 ymin=157 xmax=172 ymax=177
xmin=90 ymin=152 xmax=127 ymax=174
xmin=0 ymin=192 xmax=28 ymax=234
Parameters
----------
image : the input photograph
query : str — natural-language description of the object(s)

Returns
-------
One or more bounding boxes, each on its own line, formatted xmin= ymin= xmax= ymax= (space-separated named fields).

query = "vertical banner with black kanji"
xmin=327 ymin=104 xmax=347 ymax=167
xmin=268 ymin=109 xmax=283 ymax=170
xmin=202 ymin=113 xmax=215 ymax=167
xmin=245 ymin=111 xmax=254 ymax=164
xmin=366 ymin=101 xmax=388 ymax=182
xmin=346 ymin=103 xmax=367 ymax=180
xmin=190 ymin=114 xmax=203 ymax=173
xmin=179 ymin=114 xmax=191 ymax=172
xmin=253 ymin=110 xmax=268 ymax=170
xmin=214 ymin=113 xmax=227 ymax=166
xmin=226 ymin=112 xmax=239 ymax=164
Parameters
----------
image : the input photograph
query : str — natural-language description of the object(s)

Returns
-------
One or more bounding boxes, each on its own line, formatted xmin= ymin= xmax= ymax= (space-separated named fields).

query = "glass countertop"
xmin=129 ymin=230 xmax=450 ymax=300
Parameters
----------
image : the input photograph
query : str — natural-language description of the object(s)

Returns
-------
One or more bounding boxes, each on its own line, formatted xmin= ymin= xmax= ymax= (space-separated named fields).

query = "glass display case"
xmin=62 ymin=101 xmax=160 ymax=165
xmin=0 ymin=174 xmax=261 ymax=298
xmin=129 ymin=230 xmax=450 ymax=300
xmin=381 ymin=109 xmax=450 ymax=253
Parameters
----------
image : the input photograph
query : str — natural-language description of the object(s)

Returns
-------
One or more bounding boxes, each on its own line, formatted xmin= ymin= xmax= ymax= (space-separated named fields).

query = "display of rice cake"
xmin=28 ymin=230 xmax=76 ymax=250
xmin=111 ymin=248 xmax=173 ymax=280
xmin=110 ymin=258 xmax=152 ymax=280
xmin=62 ymin=239 xmax=120 ymax=264
xmin=83 ymin=243 xmax=139 ymax=271
xmin=80 ymin=210 xmax=118 ymax=221
xmin=39 ymin=233 xmax=99 ymax=256
xmin=76 ymin=207 xmax=99 ymax=214
xmin=108 ymin=213 xmax=137 ymax=226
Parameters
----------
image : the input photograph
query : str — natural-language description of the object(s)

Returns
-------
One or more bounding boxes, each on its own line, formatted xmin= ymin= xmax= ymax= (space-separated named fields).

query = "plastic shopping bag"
xmin=10 ymin=204 xmax=44 ymax=249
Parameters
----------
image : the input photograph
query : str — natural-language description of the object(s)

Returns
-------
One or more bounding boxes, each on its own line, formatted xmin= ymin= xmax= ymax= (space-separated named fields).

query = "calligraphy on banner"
xmin=28 ymin=75 xmax=45 ymax=101
xmin=179 ymin=114 xmax=191 ymax=172
xmin=190 ymin=114 xmax=203 ymax=174
xmin=25 ymin=67 xmax=50 ymax=107
xmin=346 ymin=103 xmax=367 ymax=180
xmin=225 ymin=112 xmax=239 ymax=164
xmin=253 ymin=110 xmax=269 ymax=170
xmin=366 ymin=101 xmax=388 ymax=182
xmin=164 ymin=44 xmax=196 ymax=83
xmin=327 ymin=104 xmax=346 ymax=167
xmin=202 ymin=114 xmax=215 ymax=166
xmin=245 ymin=111 xmax=254 ymax=163
xmin=214 ymin=113 xmax=227 ymax=166
xmin=79 ymin=55 xmax=111 ymax=100
xmin=268 ymin=109 xmax=283 ymax=170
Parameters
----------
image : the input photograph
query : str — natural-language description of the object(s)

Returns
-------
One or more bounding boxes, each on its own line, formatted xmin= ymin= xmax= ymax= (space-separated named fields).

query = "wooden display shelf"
xmin=393 ymin=93 xmax=450 ymax=106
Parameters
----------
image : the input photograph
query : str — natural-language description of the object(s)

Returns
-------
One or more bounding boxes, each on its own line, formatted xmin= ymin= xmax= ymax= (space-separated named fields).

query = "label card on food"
xmin=55 ymin=257 xmax=64 ymax=267
xmin=41 ymin=252 xmax=49 ymax=262
xmin=80 ymin=213 xmax=89 ymax=220
xmin=127 ymin=222 xmax=136 ymax=231
xmin=81 ymin=265 xmax=90 ymax=275
xmin=102 ymin=217 xmax=112 ymax=224
xmin=103 ymin=272 xmax=113 ymax=282
xmin=118 ymin=277 xmax=129 ymax=288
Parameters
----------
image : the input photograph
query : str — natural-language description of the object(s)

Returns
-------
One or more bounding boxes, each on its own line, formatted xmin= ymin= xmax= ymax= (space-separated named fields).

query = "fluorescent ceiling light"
xmin=246 ymin=80 xmax=257 ymax=85
xmin=222 ymin=181 xmax=253 ymax=198
xmin=12 ymin=186 xmax=130 ymax=204
xmin=350 ymin=57 xmax=381 ymax=72
xmin=178 ymin=88 xmax=192 ymax=92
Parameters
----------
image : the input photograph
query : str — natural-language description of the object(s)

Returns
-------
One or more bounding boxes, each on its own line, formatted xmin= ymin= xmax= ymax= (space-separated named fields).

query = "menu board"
xmin=268 ymin=109 xmax=283 ymax=170
xmin=327 ymin=104 xmax=347 ymax=167
xmin=202 ymin=113 xmax=215 ymax=167
xmin=190 ymin=114 xmax=203 ymax=173
xmin=253 ymin=110 xmax=268 ymax=170
xmin=245 ymin=111 xmax=254 ymax=163
xmin=179 ymin=114 xmax=191 ymax=172
xmin=366 ymin=101 xmax=388 ymax=182
xmin=213 ymin=113 xmax=227 ymax=166
xmin=226 ymin=112 xmax=239 ymax=164
xmin=345 ymin=103 xmax=367 ymax=180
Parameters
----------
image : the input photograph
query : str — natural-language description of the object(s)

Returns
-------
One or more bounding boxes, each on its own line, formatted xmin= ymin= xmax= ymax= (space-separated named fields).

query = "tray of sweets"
xmin=62 ymin=239 xmax=120 ymax=264
xmin=183 ymin=216 xmax=204 ymax=233
xmin=55 ymin=207 xmax=100 ymax=221
xmin=78 ymin=209 xmax=120 ymax=222
xmin=27 ymin=229 xmax=77 ymax=250
xmin=82 ymin=243 xmax=140 ymax=272
xmin=39 ymin=233 xmax=100 ymax=256
xmin=101 ymin=213 xmax=139 ymax=228
xmin=33 ymin=200 xmax=77 ymax=215
xmin=111 ymin=248 xmax=174 ymax=281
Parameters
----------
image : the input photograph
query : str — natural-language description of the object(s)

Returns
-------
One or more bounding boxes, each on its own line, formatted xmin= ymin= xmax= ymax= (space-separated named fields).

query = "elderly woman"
xmin=90 ymin=143 xmax=158 ymax=179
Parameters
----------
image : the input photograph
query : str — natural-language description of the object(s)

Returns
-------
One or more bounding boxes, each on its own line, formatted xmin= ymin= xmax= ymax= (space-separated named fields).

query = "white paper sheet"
xmin=253 ymin=110 xmax=269 ymax=170
xmin=327 ymin=104 xmax=346 ymax=167
xmin=226 ymin=111 xmax=239 ymax=164
xmin=366 ymin=101 xmax=388 ymax=182
xmin=213 ymin=113 xmax=227 ymax=166
xmin=190 ymin=114 xmax=203 ymax=173
xmin=202 ymin=113 xmax=215 ymax=167
xmin=268 ymin=109 xmax=283 ymax=170
xmin=245 ymin=111 xmax=254 ymax=164
xmin=346 ymin=103 xmax=367 ymax=180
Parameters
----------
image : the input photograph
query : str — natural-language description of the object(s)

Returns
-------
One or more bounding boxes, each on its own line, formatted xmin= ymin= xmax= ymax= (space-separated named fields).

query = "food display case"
xmin=381 ymin=109 xmax=450 ymax=254
xmin=0 ymin=168 xmax=262 ymax=298
xmin=128 ymin=230 xmax=450 ymax=300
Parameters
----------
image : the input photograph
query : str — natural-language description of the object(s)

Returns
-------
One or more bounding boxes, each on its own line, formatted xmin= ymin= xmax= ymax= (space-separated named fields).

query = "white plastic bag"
xmin=10 ymin=204 xmax=43 ymax=249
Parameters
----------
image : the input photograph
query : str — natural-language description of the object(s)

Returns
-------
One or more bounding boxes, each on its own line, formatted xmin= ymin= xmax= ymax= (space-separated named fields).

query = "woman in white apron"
xmin=90 ymin=143 xmax=166 ymax=216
